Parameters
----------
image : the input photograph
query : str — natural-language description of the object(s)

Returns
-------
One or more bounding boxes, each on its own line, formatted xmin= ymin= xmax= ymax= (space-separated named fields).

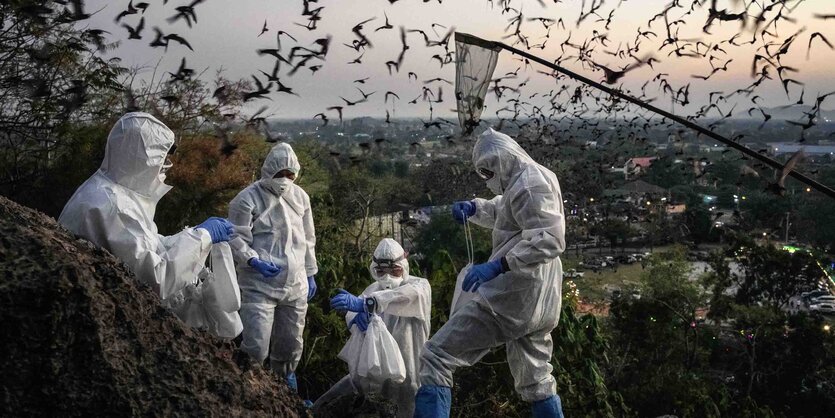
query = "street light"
xmin=825 ymin=324 xmax=831 ymax=332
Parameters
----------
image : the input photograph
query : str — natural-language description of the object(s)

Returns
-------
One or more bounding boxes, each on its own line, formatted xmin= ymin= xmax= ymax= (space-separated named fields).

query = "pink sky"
xmin=86 ymin=0 xmax=835 ymax=119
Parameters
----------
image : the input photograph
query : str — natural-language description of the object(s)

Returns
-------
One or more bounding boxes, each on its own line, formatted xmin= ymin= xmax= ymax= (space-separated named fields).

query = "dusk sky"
xmin=84 ymin=0 xmax=835 ymax=120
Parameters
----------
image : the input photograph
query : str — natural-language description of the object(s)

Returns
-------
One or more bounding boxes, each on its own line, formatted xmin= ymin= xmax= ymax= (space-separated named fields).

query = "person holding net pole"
xmin=414 ymin=128 xmax=566 ymax=418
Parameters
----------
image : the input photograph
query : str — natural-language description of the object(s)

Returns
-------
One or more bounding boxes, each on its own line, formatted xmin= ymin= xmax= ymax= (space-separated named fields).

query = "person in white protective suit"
xmin=414 ymin=128 xmax=566 ymax=418
xmin=314 ymin=238 xmax=431 ymax=418
xmin=58 ymin=112 xmax=238 ymax=322
xmin=227 ymin=142 xmax=318 ymax=390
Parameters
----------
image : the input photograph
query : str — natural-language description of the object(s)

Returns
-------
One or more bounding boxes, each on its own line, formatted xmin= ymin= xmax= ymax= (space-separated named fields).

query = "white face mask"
xmin=376 ymin=274 xmax=404 ymax=289
xmin=486 ymin=175 xmax=503 ymax=195
xmin=263 ymin=177 xmax=293 ymax=196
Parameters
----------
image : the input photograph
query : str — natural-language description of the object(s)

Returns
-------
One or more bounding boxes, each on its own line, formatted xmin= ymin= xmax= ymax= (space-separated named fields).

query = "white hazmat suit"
xmin=419 ymin=128 xmax=565 ymax=402
xmin=228 ymin=143 xmax=318 ymax=374
xmin=314 ymin=239 xmax=431 ymax=418
xmin=59 ymin=113 xmax=214 ymax=304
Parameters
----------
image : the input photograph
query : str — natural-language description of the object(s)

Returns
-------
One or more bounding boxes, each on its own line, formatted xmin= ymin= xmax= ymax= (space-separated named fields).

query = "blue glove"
xmin=330 ymin=289 xmax=365 ymax=312
xmin=196 ymin=217 xmax=234 ymax=243
xmin=463 ymin=259 xmax=504 ymax=292
xmin=349 ymin=311 xmax=370 ymax=332
xmin=248 ymin=258 xmax=281 ymax=278
xmin=452 ymin=201 xmax=476 ymax=224
xmin=307 ymin=276 xmax=317 ymax=301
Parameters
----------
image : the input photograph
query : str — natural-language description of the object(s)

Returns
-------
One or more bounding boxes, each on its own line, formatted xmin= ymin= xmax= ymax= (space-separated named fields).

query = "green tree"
xmin=607 ymin=248 xmax=722 ymax=417
xmin=0 ymin=1 xmax=125 ymax=208
xmin=704 ymin=237 xmax=835 ymax=416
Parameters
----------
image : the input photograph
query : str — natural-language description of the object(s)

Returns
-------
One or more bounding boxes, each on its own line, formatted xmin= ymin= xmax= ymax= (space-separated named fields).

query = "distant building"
xmin=624 ymin=157 xmax=657 ymax=179
xmin=605 ymin=180 xmax=668 ymax=201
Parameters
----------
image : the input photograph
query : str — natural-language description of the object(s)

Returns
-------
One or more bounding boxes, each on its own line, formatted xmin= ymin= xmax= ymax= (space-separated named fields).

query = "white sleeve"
xmin=368 ymin=279 xmax=431 ymax=321
xmin=469 ymin=195 xmax=503 ymax=229
xmin=227 ymin=191 xmax=259 ymax=265
xmin=505 ymin=181 xmax=565 ymax=275
xmin=87 ymin=204 xmax=211 ymax=301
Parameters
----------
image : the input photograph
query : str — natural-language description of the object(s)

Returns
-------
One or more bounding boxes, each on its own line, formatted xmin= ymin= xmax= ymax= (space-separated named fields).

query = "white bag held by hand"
xmin=201 ymin=242 xmax=241 ymax=313
xmin=356 ymin=314 xmax=406 ymax=392
xmin=451 ymin=262 xmax=478 ymax=315
xmin=338 ymin=322 xmax=366 ymax=382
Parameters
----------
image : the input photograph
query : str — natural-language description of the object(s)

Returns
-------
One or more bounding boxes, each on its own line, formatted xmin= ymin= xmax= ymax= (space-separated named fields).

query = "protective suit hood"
xmin=257 ymin=143 xmax=305 ymax=213
xmin=471 ymin=128 xmax=535 ymax=194
xmin=100 ymin=112 xmax=175 ymax=199
xmin=260 ymin=143 xmax=301 ymax=180
xmin=370 ymin=238 xmax=409 ymax=289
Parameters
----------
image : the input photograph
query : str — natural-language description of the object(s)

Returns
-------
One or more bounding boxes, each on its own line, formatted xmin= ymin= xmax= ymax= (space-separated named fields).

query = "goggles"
xmin=373 ymin=254 xmax=406 ymax=277
xmin=476 ymin=167 xmax=495 ymax=180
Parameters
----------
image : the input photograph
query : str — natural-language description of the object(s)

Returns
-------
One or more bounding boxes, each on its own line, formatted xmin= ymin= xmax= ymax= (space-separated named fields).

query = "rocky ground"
xmin=0 ymin=195 xmax=306 ymax=417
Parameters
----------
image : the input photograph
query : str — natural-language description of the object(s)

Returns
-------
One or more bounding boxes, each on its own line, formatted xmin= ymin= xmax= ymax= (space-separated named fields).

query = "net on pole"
xmin=455 ymin=32 xmax=502 ymax=135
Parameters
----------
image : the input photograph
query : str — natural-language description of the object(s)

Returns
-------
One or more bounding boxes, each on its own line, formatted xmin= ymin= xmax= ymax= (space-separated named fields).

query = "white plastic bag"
xmin=450 ymin=263 xmax=478 ymax=315
xmin=168 ymin=244 xmax=243 ymax=339
xmin=202 ymin=305 xmax=243 ymax=339
xmin=357 ymin=315 xmax=406 ymax=392
xmin=338 ymin=323 xmax=365 ymax=381
xmin=337 ymin=314 xmax=407 ymax=394
xmin=202 ymin=242 xmax=241 ymax=313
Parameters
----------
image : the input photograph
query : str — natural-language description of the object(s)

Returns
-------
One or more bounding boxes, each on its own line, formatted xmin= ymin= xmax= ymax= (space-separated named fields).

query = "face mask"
xmin=263 ymin=177 xmax=293 ymax=196
xmin=376 ymin=274 xmax=403 ymax=289
xmin=486 ymin=176 xmax=503 ymax=195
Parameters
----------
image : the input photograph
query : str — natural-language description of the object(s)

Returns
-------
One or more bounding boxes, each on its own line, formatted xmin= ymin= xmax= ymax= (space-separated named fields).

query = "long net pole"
xmin=455 ymin=32 xmax=835 ymax=200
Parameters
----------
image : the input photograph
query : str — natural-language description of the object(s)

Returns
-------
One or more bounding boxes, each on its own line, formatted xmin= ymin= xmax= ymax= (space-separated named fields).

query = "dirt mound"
xmin=0 ymin=195 xmax=304 ymax=417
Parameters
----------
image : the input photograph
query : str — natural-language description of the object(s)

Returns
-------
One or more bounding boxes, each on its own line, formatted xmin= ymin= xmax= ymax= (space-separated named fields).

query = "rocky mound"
xmin=0 ymin=195 xmax=304 ymax=417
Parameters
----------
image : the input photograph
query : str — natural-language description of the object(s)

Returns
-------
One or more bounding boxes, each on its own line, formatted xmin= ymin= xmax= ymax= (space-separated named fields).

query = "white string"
xmin=463 ymin=208 xmax=474 ymax=266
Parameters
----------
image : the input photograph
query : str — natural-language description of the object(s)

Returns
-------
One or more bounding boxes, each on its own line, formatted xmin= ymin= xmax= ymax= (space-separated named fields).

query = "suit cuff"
xmin=500 ymin=257 xmax=510 ymax=273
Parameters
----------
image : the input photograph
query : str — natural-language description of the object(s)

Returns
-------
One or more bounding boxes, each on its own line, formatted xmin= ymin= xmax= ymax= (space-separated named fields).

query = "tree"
xmin=0 ymin=1 xmax=125 ymax=204
xmin=704 ymin=236 xmax=835 ymax=416
xmin=607 ymin=248 xmax=721 ymax=417
xmin=591 ymin=218 xmax=635 ymax=252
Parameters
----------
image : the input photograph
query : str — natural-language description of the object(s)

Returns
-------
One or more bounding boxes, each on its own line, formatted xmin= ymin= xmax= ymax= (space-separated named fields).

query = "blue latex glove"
xmin=349 ymin=311 xmax=370 ymax=332
xmin=330 ymin=289 xmax=365 ymax=312
xmin=307 ymin=276 xmax=317 ymax=301
xmin=195 ymin=217 xmax=234 ymax=243
xmin=463 ymin=259 xmax=504 ymax=292
xmin=248 ymin=258 xmax=281 ymax=278
xmin=452 ymin=200 xmax=476 ymax=224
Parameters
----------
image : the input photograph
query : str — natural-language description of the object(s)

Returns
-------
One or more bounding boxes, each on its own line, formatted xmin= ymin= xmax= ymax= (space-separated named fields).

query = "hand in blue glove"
xmin=463 ymin=259 xmax=504 ymax=292
xmin=248 ymin=258 xmax=281 ymax=279
xmin=452 ymin=201 xmax=476 ymax=224
xmin=349 ymin=311 xmax=370 ymax=332
xmin=330 ymin=289 xmax=365 ymax=312
xmin=307 ymin=276 xmax=317 ymax=301
xmin=196 ymin=217 xmax=234 ymax=243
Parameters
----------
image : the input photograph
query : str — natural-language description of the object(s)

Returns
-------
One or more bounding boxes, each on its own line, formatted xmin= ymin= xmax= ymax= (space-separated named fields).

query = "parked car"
xmin=809 ymin=302 xmax=835 ymax=314
xmin=802 ymin=290 xmax=829 ymax=299
xmin=614 ymin=255 xmax=636 ymax=264
xmin=810 ymin=295 xmax=835 ymax=304
xmin=564 ymin=269 xmax=585 ymax=279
